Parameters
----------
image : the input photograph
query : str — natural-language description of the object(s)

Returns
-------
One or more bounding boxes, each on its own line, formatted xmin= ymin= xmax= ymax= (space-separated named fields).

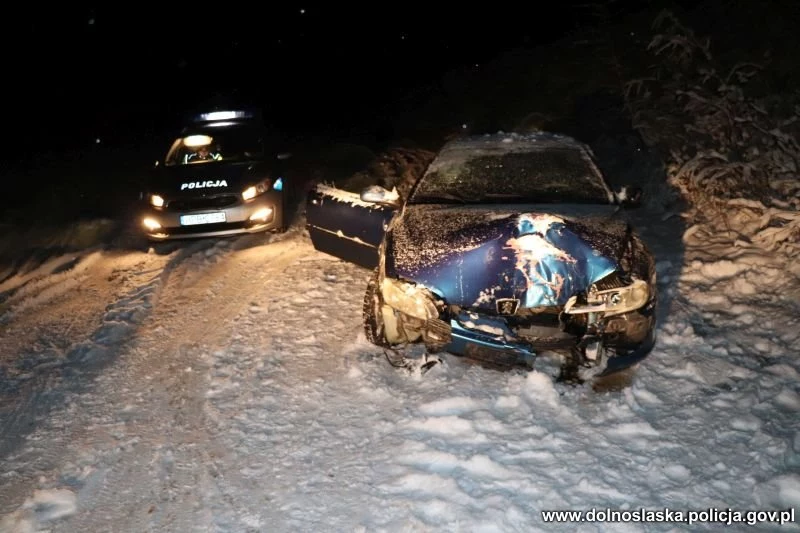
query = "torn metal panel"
xmin=447 ymin=315 xmax=537 ymax=369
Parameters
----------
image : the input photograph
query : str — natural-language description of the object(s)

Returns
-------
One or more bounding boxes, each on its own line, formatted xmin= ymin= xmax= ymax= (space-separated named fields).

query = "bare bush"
xmin=625 ymin=10 xmax=800 ymax=255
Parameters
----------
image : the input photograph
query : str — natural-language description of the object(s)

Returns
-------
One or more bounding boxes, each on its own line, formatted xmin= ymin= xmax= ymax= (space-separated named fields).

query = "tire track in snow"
xmin=0 ymin=252 xmax=101 ymax=315
xmin=142 ymin=237 xmax=316 ymax=533
xmin=41 ymin=231 xmax=315 ymax=533
xmin=195 ymin=251 xmax=382 ymax=531
xmin=0 ymin=238 xmax=222 ymax=516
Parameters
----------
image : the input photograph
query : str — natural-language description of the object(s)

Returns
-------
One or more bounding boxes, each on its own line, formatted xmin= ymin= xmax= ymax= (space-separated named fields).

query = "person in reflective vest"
xmin=184 ymin=144 xmax=222 ymax=164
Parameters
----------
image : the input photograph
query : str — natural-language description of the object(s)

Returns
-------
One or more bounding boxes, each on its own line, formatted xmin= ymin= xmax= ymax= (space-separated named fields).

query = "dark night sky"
xmin=4 ymin=1 xmax=691 ymax=160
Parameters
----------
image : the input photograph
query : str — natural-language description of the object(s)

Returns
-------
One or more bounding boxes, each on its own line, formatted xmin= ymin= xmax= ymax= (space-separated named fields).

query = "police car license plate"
xmin=180 ymin=212 xmax=226 ymax=226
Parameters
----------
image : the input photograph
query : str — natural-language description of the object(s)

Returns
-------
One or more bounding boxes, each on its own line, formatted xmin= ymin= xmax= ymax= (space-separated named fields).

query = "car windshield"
xmin=409 ymin=145 xmax=613 ymax=205
xmin=164 ymin=126 xmax=265 ymax=166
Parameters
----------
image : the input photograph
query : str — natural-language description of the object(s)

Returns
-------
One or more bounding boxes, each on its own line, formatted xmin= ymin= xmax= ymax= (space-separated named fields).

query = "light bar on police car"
xmin=197 ymin=111 xmax=253 ymax=122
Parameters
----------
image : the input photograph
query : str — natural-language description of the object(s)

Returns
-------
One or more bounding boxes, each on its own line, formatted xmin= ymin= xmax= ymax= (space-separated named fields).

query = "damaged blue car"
xmin=306 ymin=132 xmax=657 ymax=382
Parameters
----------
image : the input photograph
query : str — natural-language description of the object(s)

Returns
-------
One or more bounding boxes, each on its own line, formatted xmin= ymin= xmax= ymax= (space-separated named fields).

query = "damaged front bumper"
xmin=444 ymin=304 xmax=656 ymax=376
xmin=378 ymin=276 xmax=656 ymax=377
xmin=447 ymin=318 xmax=537 ymax=369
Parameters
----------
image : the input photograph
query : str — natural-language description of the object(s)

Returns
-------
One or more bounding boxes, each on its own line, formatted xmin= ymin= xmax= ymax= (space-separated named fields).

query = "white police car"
xmin=139 ymin=110 xmax=292 ymax=240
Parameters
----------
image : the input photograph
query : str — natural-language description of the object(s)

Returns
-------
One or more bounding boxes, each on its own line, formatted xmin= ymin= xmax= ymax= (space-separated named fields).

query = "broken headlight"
xmin=564 ymin=279 xmax=650 ymax=317
xmin=380 ymin=278 xmax=439 ymax=321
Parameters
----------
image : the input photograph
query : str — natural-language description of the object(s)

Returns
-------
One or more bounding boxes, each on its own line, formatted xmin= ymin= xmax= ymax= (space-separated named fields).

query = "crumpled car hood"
xmin=385 ymin=204 xmax=630 ymax=310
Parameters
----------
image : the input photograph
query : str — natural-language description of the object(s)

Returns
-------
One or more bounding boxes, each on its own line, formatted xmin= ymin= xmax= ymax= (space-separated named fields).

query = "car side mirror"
xmin=360 ymin=185 xmax=401 ymax=207
xmin=614 ymin=185 xmax=643 ymax=208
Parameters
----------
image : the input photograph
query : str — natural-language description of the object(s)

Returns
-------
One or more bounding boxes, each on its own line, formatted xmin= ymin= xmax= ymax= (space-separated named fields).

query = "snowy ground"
xmin=1 ymin=197 xmax=799 ymax=532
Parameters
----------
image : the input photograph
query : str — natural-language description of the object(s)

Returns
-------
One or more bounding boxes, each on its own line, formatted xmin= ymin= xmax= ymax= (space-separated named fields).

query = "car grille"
xmin=593 ymin=271 xmax=627 ymax=290
xmin=167 ymin=194 xmax=239 ymax=211
xmin=167 ymin=221 xmax=250 ymax=235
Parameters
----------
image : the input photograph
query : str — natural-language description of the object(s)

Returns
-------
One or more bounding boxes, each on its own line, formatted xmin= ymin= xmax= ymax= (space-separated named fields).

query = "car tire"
xmin=363 ymin=269 xmax=391 ymax=348
xmin=274 ymin=190 xmax=292 ymax=233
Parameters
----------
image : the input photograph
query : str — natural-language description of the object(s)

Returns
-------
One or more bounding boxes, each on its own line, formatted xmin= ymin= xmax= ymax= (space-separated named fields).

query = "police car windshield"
xmin=164 ymin=127 xmax=265 ymax=166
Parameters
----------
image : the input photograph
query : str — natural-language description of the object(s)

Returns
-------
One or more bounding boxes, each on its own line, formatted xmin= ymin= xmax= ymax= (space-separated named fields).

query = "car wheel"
xmin=363 ymin=269 xmax=391 ymax=348
xmin=274 ymin=191 xmax=291 ymax=233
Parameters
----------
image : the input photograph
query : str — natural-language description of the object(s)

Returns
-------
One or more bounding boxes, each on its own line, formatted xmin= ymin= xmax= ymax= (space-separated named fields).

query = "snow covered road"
xmin=1 ymin=207 xmax=799 ymax=532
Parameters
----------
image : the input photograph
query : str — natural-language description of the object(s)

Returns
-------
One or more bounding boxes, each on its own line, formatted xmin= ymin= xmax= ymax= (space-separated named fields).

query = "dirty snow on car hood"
xmin=387 ymin=203 xmax=629 ymax=309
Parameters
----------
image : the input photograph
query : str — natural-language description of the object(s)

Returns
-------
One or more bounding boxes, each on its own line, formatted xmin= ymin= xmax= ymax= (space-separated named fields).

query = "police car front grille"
xmin=167 ymin=195 xmax=239 ymax=211
xmin=168 ymin=221 xmax=250 ymax=235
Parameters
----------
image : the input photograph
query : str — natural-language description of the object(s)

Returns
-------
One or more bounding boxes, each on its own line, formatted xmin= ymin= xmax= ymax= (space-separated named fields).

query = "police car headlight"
xmin=242 ymin=178 xmax=272 ymax=201
xmin=142 ymin=217 xmax=161 ymax=230
xmin=150 ymin=194 xmax=165 ymax=208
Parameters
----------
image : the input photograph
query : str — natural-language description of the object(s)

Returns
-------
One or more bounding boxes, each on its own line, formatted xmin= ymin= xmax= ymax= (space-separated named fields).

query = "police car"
xmin=139 ymin=110 xmax=292 ymax=240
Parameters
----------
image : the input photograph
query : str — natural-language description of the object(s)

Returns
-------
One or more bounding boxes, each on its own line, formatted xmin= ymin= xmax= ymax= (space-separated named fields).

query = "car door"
xmin=305 ymin=183 xmax=399 ymax=270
